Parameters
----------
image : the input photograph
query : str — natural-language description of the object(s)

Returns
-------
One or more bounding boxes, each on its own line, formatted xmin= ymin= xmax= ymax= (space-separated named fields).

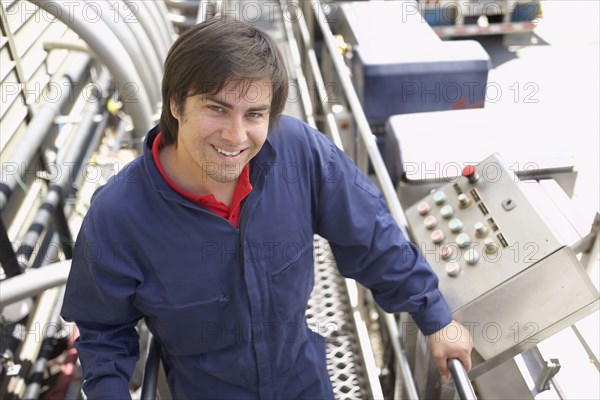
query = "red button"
xmin=462 ymin=165 xmax=479 ymax=184
xmin=462 ymin=165 xmax=476 ymax=177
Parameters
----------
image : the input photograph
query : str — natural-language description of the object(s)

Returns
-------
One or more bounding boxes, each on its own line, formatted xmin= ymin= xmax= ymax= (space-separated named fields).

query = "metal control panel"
xmin=405 ymin=154 xmax=599 ymax=360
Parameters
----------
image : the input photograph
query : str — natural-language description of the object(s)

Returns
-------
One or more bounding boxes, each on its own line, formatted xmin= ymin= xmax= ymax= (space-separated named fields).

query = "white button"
xmin=458 ymin=193 xmax=472 ymax=208
xmin=445 ymin=262 xmax=461 ymax=277
xmin=449 ymin=218 xmax=464 ymax=233
xmin=474 ymin=222 xmax=488 ymax=237
xmin=456 ymin=233 xmax=471 ymax=248
xmin=433 ymin=191 xmax=447 ymax=205
xmin=484 ymin=238 xmax=499 ymax=253
xmin=465 ymin=249 xmax=480 ymax=265
xmin=440 ymin=205 xmax=454 ymax=219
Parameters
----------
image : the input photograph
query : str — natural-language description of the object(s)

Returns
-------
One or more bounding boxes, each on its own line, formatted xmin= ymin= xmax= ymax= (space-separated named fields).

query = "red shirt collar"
xmin=151 ymin=131 xmax=252 ymax=228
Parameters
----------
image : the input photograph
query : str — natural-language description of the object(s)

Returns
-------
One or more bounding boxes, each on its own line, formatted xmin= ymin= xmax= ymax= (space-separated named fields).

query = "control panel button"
xmin=465 ymin=249 xmax=480 ymax=265
xmin=502 ymin=198 xmax=517 ymax=211
xmin=474 ymin=222 xmax=489 ymax=237
xmin=440 ymin=244 xmax=454 ymax=260
xmin=424 ymin=215 xmax=438 ymax=230
xmin=484 ymin=238 xmax=499 ymax=253
xmin=449 ymin=218 xmax=464 ymax=233
xmin=418 ymin=201 xmax=431 ymax=215
xmin=462 ymin=165 xmax=480 ymax=184
xmin=445 ymin=262 xmax=461 ymax=277
xmin=457 ymin=193 xmax=472 ymax=209
xmin=431 ymin=229 xmax=445 ymax=244
xmin=456 ymin=233 xmax=471 ymax=248
xmin=440 ymin=205 xmax=454 ymax=219
xmin=433 ymin=191 xmax=447 ymax=205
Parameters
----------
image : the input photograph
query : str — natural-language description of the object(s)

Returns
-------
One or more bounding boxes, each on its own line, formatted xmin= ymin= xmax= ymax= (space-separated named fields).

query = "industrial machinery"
xmin=403 ymin=153 xmax=599 ymax=397
xmin=1 ymin=1 xmax=598 ymax=399
xmin=333 ymin=1 xmax=491 ymax=125
xmin=416 ymin=0 xmax=541 ymax=38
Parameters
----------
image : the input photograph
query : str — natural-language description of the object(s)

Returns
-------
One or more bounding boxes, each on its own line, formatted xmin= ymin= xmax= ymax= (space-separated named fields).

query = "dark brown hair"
xmin=159 ymin=18 xmax=289 ymax=145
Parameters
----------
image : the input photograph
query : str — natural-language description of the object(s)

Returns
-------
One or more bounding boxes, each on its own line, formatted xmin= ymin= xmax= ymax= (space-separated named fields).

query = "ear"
xmin=170 ymin=97 xmax=181 ymax=120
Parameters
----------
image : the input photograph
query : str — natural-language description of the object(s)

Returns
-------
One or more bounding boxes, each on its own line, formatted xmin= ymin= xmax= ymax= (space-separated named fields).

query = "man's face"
xmin=169 ymin=80 xmax=272 ymax=190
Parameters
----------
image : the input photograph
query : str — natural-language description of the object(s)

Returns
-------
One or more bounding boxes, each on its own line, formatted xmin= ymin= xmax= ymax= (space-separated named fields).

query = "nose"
xmin=221 ymin=114 xmax=247 ymax=144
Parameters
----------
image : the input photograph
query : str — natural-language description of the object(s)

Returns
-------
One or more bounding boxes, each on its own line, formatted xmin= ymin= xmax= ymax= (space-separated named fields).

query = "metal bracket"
xmin=521 ymin=346 xmax=563 ymax=396
xmin=535 ymin=358 xmax=561 ymax=392
xmin=573 ymin=212 xmax=600 ymax=264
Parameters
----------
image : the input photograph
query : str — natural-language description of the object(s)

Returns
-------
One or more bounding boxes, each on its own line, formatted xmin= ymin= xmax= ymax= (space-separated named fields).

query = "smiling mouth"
xmin=212 ymin=145 xmax=243 ymax=157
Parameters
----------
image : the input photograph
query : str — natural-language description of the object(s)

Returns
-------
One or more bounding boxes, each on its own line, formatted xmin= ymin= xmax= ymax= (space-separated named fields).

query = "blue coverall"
xmin=61 ymin=115 xmax=452 ymax=399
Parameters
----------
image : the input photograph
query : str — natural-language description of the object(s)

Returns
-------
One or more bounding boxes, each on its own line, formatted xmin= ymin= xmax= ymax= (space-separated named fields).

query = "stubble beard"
xmin=204 ymin=162 xmax=244 ymax=184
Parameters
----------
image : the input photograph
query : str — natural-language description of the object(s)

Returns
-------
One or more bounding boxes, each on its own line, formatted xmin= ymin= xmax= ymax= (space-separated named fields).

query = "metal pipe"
xmin=154 ymin=0 xmax=177 ymax=44
xmin=292 ymin=2 xmax=344 ymax=148
xmin=42 ymin=40 xmax=94 ymax=56
xmin=277 ymin=0 xmax=316 ymax=128
xmin=448 ymin=358 xmax=477 ymax=400
xmin=166 ymin=0 xmax=199 ymax=12
xmin=1 ymin=218 xmax=22 ymax=277
xmin=5 ymin=287 xmax=61 ymax=398
xmin=138 ymin=1 xmax=174 ymax=57
xmin=28 ymin=0 xmax=154 ymax=138
xmin=312 ymin=0 xmax=411 ymax=236
xmin=196 ymin=0 xmax=209 ymax=22
xmin=22 ymin=286 xmax=66 ymax=400
xmin=15 ymin=69 xmax=111 ymax=266
xmin=343 ymin=279 xmax=384 ymax=399
xmin=108 ymin=1 xmax=164 ymax=97
xmin=127 ymin=0 xmax=169 ymax=63
xmin=71 ymin=109 xmax=111 ymax=188
xmin=169 ymin=12 xmax=196 ymax=30
xmin=382 ymin=312 xmax=420 ymax=400
xmin=0 ymin=260 xmax=70 ymax=306
xmin=571 ymin=325 xmax=600 ymax=372
xmin=86 ymin=0 xmax=160 ymax=108
xmin=550 ymin=377 xmax=567 ymax=400
xmin=23 ymin=107 xmax=109 ymax=269
xmin=0 ymin=52 xmax=92 ymax=211
xmin=140 ymin=336 xmax=162 ymax=400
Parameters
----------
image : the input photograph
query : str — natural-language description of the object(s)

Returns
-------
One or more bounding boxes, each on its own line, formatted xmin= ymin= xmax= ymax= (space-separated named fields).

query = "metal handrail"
xmin=382 ymin=312 xmax=420 ymax=400
xmin=449 ymin=358 xmax=477 ymax=400
xmin=140 ymin=337 xmax=162 ymax=400
xmin=0 ymin=260 xmax=71 ymax=306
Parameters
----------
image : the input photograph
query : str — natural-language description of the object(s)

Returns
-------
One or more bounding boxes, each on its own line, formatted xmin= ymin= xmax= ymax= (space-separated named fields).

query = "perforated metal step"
xmin=308 ymin=236 xmax=372 ymax=399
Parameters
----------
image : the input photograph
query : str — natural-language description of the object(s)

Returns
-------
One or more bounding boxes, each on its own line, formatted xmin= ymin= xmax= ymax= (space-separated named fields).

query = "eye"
xmin=246 ymin=112 xmax=263 ymax=119
xmin=208 ymin=105 xmax=224 ymax=113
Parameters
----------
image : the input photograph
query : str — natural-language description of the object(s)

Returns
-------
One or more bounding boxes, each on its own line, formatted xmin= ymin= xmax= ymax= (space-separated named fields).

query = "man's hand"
xmin=426 ymin=320 xmax=474 ymax=383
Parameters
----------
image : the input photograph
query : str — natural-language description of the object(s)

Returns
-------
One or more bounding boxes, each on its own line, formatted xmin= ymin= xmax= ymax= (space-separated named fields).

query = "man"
xmin=62 ymin=17 xmax=473 ymax=399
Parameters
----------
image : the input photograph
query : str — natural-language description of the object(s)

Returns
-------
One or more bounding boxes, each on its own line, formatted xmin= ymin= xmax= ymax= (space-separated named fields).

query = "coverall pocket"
xmin=150 ymin=299 xmax=234 ymax=355
xmin=135 ymin=280 xmax=235 ymax=355
xmin=270 ymin=244 xmax=314 ymax=321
